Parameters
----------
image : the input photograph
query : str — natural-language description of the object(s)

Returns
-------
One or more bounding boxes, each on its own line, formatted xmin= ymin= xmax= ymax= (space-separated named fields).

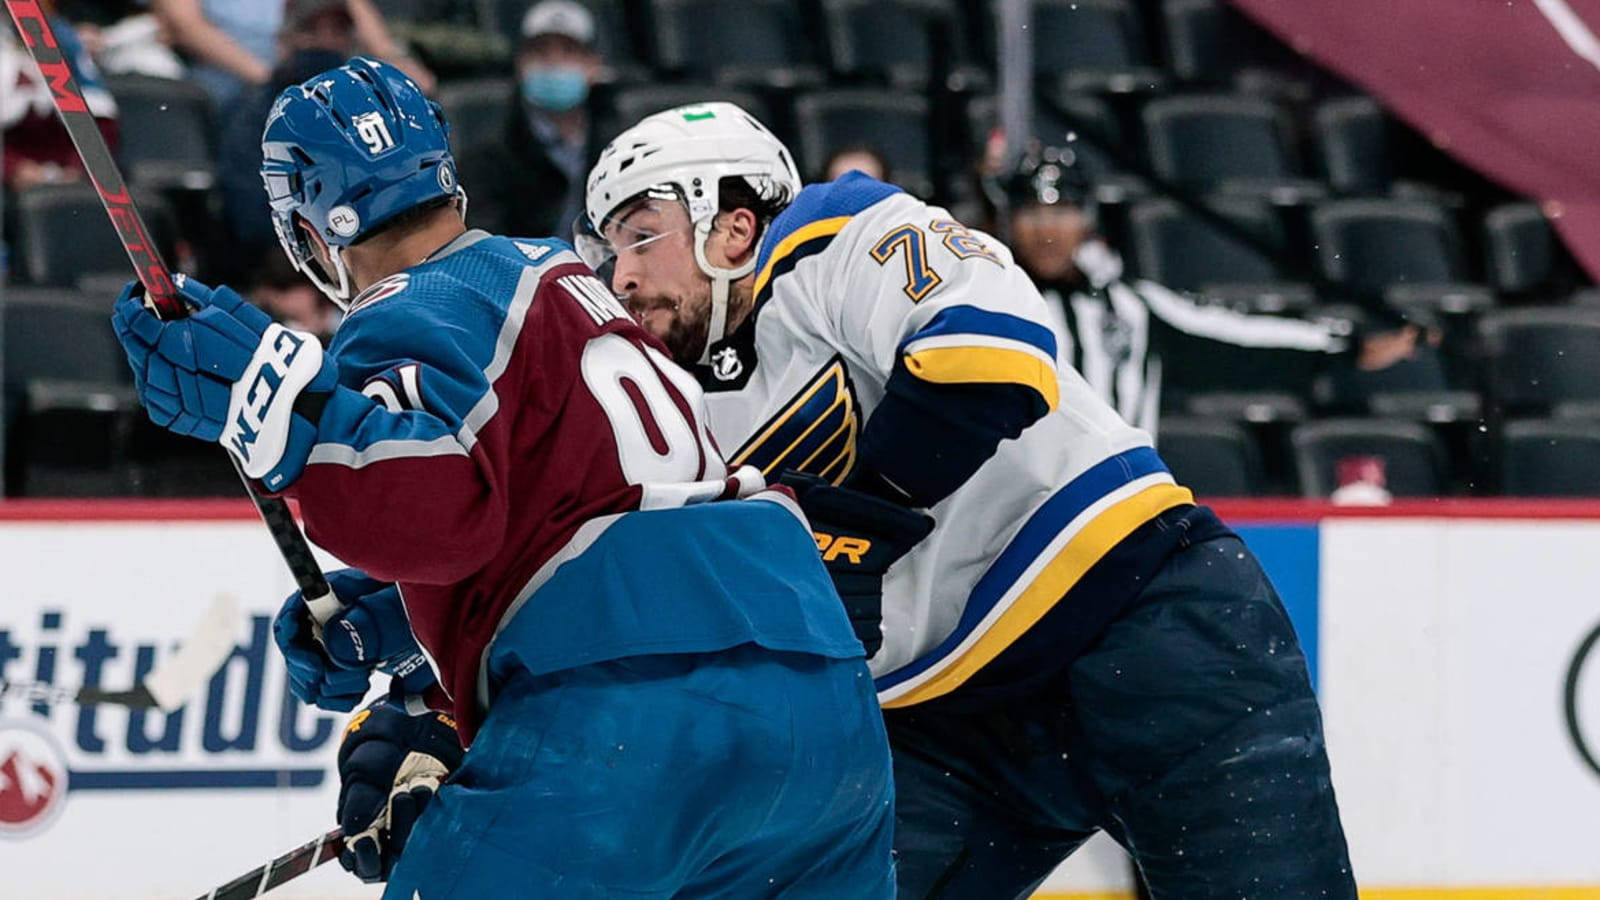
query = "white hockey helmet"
xmin=580 ymin=102 xmax=801 ymax=363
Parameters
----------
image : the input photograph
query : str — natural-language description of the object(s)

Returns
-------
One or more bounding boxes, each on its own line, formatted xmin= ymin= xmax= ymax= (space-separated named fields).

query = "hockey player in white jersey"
xmin=579 ymin=103 xmax=1357 ymax=898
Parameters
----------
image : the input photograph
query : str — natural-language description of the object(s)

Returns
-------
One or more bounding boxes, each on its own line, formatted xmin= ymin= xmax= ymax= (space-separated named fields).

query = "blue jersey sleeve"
xmin=289 ymin=274 xmax=514 ymax=584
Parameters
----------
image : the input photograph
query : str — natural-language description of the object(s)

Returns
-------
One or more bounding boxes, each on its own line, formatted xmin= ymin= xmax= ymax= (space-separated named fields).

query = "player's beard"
xmin=633 ymin=291 xmax=710 ymax=367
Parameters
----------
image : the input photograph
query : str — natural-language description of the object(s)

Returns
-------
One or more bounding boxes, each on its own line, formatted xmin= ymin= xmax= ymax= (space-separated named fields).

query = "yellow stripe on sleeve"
xmin=882 ymin=481 xmax=1194 ymax=709
xmin=751 ymin=215 xmax=854 ymax=300
xmin=903 ymin=345 xmax=1061 ymax=412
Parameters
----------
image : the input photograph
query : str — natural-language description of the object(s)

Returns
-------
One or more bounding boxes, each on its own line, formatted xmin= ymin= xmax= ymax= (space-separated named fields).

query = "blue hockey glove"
xmin=777 ymin=471 xmax=935 ymax=659
xmin=111 ymin=275 xmax=338 ymax=491
xmin=337 ymin=694 xmax=463 ymax=883
xmin=273 ymin=568 xmax=436 ymax=712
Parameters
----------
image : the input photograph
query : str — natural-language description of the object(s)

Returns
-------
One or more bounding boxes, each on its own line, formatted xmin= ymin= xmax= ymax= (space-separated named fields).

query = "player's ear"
xmin=715 ymin=207 xmax=760 ymax=266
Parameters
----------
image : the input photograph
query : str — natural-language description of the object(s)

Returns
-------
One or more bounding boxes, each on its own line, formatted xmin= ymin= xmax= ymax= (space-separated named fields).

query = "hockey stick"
xmin=0 ymin=593 xmax=240 ymax=710
xmin=194 ymin=827 xmax=344 ymax=900
xmin=3 ymin=2 xmax=342 ymax=628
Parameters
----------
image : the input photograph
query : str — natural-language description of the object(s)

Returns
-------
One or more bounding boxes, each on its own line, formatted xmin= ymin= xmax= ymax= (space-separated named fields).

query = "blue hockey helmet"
xmin=260 ymin=56 xmax=462 ymax=308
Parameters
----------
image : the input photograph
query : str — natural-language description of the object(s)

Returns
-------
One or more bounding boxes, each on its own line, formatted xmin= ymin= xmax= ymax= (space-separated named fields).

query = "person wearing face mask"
xmin=461 ymin=0 xmax=602 ymax=242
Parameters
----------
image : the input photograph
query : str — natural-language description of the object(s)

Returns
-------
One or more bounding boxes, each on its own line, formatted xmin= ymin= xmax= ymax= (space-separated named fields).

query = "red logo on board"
xmin=0 ymin=721 xmax=68 ymax=839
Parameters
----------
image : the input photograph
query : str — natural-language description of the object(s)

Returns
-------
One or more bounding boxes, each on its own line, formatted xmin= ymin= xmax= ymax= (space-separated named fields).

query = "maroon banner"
xmin=1229 ymin=0 xmax=1600 ymax=283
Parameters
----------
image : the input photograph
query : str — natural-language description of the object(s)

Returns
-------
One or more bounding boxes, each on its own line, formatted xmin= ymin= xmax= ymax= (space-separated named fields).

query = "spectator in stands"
xmin=1 ymin=1 xmax=118 ymax=191
xmin=149 ymin=0 xmax=433 ymax=106
xmin=461 ymin=0 xmax=603 ymax=242
xmin=822 ymin=144 xmax=891 ymax=183
xmin=214 ymin=0 xmax=358 ymax=282
xmin=1001 ymin=143 xmax=1423 ymax=436
xmin=57 ymin=1 xmax=185 ymax=78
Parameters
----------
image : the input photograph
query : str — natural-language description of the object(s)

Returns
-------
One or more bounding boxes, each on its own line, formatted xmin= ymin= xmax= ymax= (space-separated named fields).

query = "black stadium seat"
xmin=1502 ymin=419 xmax=1600 ymax=496
xmin=1031 ymin=0 xmax=1163 ymax=94
xmin=11 ymin=183 xmax=177 ymax=288
xmin=1477 ymin=307 xmax=1600 ymax=413
xmin=434 ymin=78 xmax=515 ymax=158
xmin=965 ymin=92 xmax=1127 ymax=179
xmin=794 ymin=90 xmax=931 ymax=195
xmin=1156 ymin=417 xmax=1263 ymax=496
xmin=1482 ymin=202 xmax=1583 ymax=298
xmin=1125 ymin=196 xmax=1284 ymax=290
xmin=1 ymin=287 xmax=139 ymax=496
xmin=1161 ymin=0 xmax=1300 ymax=86
xmin=1313 ymin=96 xmax=1390 ymax=196
xmin=1310 ymin=198 xmax=1467 ymax=296
xmin=105 ymin=74 xmax=218 ymax=190
xmin=650 ymin=0 xmax=822 ymax=88
xmin=1141 ymin=93 xmax=1301 ymax=191
xmin=1290 ymin=418 xmax=1447 ymax=497
xmin=822 ymin=0 xmax=962 ymax=88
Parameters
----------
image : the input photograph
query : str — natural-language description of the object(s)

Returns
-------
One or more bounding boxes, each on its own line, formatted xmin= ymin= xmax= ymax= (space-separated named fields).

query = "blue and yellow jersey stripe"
xmin=877 ymin=446 xmax=1194 ymax=707
xmin=899 ymin=305 xmax=1062 ymax=412
xmin=752 ymin=172 xmax=903 ymax=305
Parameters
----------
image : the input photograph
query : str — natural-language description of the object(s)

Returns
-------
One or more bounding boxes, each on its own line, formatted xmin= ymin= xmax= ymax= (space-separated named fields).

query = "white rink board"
xmin=7 ymin=514 xmax=1600 ymax=897
xmin=1319 ymin=518 xmax=1600 ymax=890
xmin=0 ymin=520 xmax=376 ymax=899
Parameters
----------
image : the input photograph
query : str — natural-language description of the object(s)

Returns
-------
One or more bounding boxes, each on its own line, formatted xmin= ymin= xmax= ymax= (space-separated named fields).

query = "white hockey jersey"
xmin=696 ymin=173 xmax=1196 ymax=708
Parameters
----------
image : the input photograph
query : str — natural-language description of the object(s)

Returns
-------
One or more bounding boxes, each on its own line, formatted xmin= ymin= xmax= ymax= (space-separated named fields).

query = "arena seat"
xmin=1290 ymin=418 xmax=1447 ymax=497
xmin=1477 ymin=306 xmax=1600 ymax=413
xmin=1501 ymin=418 xmax=1600 ymax=496
xmin=1031 ymin=0 xmax=1164 ymax=94
xmin=1 ymin=287 xmax=139 ymax=496
xmin=105 ymin=74 xmax=218 ymax=191
xmin=1310 ymin=197 xmax=1468 ymax=297
xmin=11 ymin=184 xmax=177 ymax=288
xmin=1156 ymin=417 xmax=1263 ymax=496
xmin=650 ymin=0 xmax=823 ymax=88
xmin=1482 ymin=202 xmax=1583 ymax=299
xmin=1125 ymin=195 xmax=1286 ymax=290
xmin=1140 ymin=93 xmax=1306 ymax=192
xmin=435 ymin=78 xmax=515 ymax=159
xmin=1312 ymin=95 xmax=1390 ymax=195
xmin=1161 ymin=0 xmax=1309 ymax=87
xmin=794 ymin=89 xmax=931 ymax=196
xmin=821 ymin=0 xmax=969 ymax=88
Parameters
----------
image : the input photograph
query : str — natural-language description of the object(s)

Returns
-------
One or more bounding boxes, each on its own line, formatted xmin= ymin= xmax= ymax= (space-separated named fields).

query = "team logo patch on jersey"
xmin=711 ymin=346 xmax=744 ymax=382
xmin=730 ymin=355 xmax=858 ymax=483
xmin=328 ymin=205 xmax=360 ymax=238
xmin=348 ymin=273 xmax=410 ymax=313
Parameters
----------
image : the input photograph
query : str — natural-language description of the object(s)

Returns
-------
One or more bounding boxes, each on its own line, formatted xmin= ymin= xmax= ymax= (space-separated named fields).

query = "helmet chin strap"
xmin=305 ymin=244 xmax=356 ymax=311
xmin=691 ymin=217 xmax=757 ymax=366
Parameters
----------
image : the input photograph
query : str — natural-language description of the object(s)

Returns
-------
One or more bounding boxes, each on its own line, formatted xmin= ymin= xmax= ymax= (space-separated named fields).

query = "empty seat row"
xmin=1126 ymin=195 xmax=1575 ymax=300
xmin=1160 ymin=415 xmax=1600 ymax=498
xmin=448 ymin=0 xmax=1317 ymax=92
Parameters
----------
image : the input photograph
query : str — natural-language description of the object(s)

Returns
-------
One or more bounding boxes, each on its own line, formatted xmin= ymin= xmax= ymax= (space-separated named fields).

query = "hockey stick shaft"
xmin=0 ymin=678 xmax=156 ymax=707
xmin=197 ymin=827 xmax=344 ymax=900
xmin=4 ymin=2 xmax=336 ymax=618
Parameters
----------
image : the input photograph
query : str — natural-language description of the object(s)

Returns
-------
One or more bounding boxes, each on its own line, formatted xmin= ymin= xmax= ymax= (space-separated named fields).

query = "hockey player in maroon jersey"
xmin=109 ymin=58 xmax=895 ymax=898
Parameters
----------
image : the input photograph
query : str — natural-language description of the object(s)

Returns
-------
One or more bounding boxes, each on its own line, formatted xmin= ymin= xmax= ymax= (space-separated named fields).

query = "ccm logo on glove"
xmin=221 ymin=324 xmax=324 ymax=480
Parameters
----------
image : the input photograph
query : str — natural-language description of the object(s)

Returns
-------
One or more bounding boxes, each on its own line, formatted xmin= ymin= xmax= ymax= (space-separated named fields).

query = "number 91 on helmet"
xmin=259 ymin=56 xmax=465 ymax=310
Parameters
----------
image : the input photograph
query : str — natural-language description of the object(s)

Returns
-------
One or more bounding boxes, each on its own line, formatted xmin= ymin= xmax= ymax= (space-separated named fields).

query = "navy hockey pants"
xmin=885 ymin=534 xmax=1356 ymax=899
xmin=384 ymin=644 xmax=895 ymax=899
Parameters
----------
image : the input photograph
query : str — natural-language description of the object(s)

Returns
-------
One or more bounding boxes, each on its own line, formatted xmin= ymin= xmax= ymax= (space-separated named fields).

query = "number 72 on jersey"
xmin=869 ymin=219 xmax=1001 ymax=302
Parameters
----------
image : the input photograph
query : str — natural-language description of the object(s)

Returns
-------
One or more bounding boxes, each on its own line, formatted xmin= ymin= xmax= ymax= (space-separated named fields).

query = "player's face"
xmin=1010 ymin=203 xmax=1091 ymax=283
xmin=603 ymin=199 xmax=712 ymax=364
